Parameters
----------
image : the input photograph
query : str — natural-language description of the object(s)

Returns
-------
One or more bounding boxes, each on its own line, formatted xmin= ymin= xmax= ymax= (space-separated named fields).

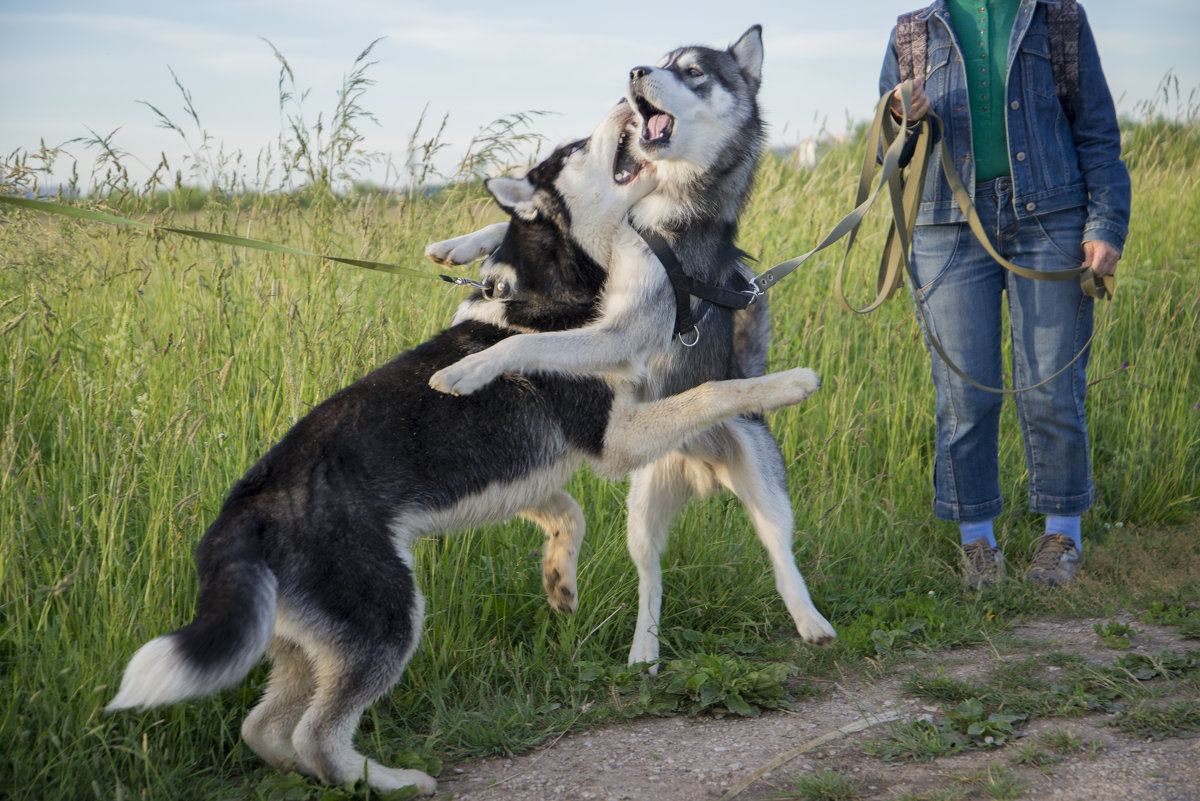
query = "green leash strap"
xmin=0 ymin=193 xmax=446 ymax=282
xmin=930 ymin=111 xmax=1114 ymax=301
xmin=752 ymin=82 xmax=919 ymax=304
xmin=753 ymin=81 xmax=1114 ymax=395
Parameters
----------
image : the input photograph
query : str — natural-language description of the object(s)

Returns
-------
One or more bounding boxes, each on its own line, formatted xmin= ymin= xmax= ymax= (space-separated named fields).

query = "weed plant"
xmin=1 ymin=52 xmax=1198 ymax=799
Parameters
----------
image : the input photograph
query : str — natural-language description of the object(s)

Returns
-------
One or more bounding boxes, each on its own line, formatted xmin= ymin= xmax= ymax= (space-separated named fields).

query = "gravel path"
xmin=433 ymin=616 xmax=1200 ymax=801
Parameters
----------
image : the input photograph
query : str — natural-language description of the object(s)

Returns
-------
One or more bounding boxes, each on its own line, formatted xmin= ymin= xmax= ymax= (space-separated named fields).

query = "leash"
xmin=750 ymin=82 xmax=1113 ymax=395
xmin=0 ymin=194 xmax=455 ymax=284
xmin=636 ymin=84 xmax=943 ymax=347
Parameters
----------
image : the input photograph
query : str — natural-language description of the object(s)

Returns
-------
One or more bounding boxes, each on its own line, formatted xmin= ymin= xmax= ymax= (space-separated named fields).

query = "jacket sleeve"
xmin=1066 ymin=6 xmax=1132 ymax=252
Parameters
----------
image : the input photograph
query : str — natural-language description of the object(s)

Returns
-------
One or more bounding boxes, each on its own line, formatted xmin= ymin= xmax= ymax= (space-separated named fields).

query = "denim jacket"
xmin=880 ymin=0 xmax=1131 ymax=251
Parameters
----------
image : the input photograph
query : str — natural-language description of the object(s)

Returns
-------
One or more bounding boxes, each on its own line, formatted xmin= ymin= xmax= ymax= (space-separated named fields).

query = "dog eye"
xmin=686 ymin=65 xmax=704 ymax=78
xmin=567 ymin=139 xmax=587 ymax=156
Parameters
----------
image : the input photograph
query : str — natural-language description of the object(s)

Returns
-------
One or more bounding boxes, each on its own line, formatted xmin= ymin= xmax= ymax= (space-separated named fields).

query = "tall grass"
xmin=1 ymin=57 xmax=1198 ymax=799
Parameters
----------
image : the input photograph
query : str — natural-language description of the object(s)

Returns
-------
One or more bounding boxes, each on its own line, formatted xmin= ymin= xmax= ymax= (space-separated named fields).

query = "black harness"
xmin=444 ymin=226 xmax=760 ymax=346
xmin=635 ymin=227 xmax=760 ymax=345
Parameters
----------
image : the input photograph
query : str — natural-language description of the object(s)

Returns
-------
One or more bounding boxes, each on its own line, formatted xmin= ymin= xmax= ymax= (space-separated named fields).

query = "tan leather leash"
xmin=750 ymin=81 xmax=1114 ymax=395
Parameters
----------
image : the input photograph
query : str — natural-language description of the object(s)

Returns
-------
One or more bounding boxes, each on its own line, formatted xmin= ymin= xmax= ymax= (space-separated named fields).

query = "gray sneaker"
xmin=961 ymin=537 xmax=1006 ymax=588
xmin=1026 ymin=533 xmax=1082 ymax=587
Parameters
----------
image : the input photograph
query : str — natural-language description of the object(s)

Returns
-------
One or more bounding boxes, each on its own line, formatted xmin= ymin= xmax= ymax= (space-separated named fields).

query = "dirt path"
xmin=433 ymin=616 xmax=1200 ymax=801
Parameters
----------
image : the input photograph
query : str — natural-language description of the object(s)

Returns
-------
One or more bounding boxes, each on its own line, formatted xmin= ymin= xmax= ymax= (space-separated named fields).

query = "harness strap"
xmin=637 ymin=227 xmax=757 ymax=342
xmin=1048 ymin=0 xmax=1080 ymax=106
xmin=896 ymin=10 xmax=926 ymax=86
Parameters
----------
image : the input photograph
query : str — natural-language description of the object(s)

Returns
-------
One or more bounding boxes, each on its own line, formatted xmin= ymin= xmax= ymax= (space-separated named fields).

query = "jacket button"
xmin=1010 ymin=100 xmax=1020 ymax=110
xmin=1026 ymin=202 xmax=1037 ymax=211
xmin=1015 ymin=152 xmax=1027 ymax=161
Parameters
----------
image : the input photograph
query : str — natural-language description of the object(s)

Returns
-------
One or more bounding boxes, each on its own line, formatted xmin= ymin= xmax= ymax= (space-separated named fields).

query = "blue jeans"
xmin=909 ymin=177 xmax=1095 ymax=523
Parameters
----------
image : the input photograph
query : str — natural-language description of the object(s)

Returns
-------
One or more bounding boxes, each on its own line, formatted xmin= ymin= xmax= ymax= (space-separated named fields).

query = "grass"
xmin=1 ymin=52 xmax=1199 ymax=800
xmin=772 ymin=767 xmax=865 ymax=801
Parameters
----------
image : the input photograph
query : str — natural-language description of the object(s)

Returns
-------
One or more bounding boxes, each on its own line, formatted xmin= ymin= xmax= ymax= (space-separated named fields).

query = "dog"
xmin=105 ymin=101 xmax=824 ymax=795
xmin=427 ymin=25 xmax=837 ymax=668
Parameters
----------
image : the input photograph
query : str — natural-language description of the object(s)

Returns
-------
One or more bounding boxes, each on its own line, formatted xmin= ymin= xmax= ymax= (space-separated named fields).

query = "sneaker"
xmin=961 ymin=537 xmax=1006 ymax=588
xmin=1026 ymin=533 xmax=1082 ymax=587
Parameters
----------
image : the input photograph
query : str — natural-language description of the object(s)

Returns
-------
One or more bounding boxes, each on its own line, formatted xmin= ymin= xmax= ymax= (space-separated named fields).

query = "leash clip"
xmin=440 ymin=274 xmax=489 ymax=290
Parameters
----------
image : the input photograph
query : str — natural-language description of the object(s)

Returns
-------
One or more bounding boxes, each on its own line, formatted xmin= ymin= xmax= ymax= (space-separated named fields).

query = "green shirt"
xmin=947 ymin=0 xmax=1019 ymax=182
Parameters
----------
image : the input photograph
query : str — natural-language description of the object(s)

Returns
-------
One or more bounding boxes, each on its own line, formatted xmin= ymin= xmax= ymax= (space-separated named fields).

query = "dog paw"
xmin=365 ymin=767 xmax=437 ymax=795
xmin=424 ymin=223 xmax=508 ymax=266
xmin=790 ymin=367 xmax=821 ymax=397
xmin=759 ymin=367 xmax=821 ymax=411
xmin=796 ymin=613 xmax=837 ymax=646
xmin=429 ymin=355 xmax=501 ymax=396
xmin=627 ymin=633 xmax=661 ymax=673
xmin=542 ymin=565 xmax=578 ymax=615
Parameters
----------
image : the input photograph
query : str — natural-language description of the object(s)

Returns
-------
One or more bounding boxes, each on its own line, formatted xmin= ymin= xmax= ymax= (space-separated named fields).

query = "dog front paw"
xmin=424 ymin=223 xmax=508 ymax=266
xmin=429 ymin=354 xmax=502 ymax=396
xmin=791 ymin=367 xmax=821 ymax=397
xmin=796 ymin=613 xmax=837 ymax=646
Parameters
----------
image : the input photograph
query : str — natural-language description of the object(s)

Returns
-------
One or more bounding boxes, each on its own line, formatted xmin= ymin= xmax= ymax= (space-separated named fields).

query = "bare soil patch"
xmin=434 ymin=614 xmax=1200 ymax=801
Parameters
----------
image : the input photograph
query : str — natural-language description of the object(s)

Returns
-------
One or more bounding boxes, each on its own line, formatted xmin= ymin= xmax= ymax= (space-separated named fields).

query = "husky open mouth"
xmin=633 ymin=93 xmax=675 ymax=146
xmin=614 ymin=116 xmax=650 ymax=185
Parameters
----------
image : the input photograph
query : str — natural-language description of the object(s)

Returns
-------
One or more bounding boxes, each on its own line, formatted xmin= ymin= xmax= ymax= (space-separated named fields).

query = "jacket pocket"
xmin=1017 ymin=34 xmax=1057 ymax=99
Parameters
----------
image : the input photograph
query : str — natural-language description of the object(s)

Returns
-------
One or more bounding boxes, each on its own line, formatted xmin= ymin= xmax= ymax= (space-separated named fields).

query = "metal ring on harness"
xmin=676 ymin=326 xmax=701 ymax=347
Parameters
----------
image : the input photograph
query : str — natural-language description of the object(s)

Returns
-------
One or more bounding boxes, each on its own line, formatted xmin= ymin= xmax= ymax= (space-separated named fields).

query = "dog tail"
xmin=106 ymin=510 xmax=276 ymax=712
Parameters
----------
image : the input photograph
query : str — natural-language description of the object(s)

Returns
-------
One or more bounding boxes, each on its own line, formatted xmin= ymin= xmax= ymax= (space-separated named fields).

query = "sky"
xmin=2 ymin=0 xmax=1197 ymax=190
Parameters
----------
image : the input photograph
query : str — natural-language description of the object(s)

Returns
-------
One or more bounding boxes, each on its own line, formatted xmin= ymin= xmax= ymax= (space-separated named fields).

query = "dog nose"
xmin=630 ymin=66 xmax=652 ymax=82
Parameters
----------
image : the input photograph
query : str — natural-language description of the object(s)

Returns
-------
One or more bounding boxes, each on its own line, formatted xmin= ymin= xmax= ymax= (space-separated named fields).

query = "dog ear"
xmin=731 ymin=25 xmax=763 ymax=89
xmin=485 ymin=177 xmax=539 ymax=221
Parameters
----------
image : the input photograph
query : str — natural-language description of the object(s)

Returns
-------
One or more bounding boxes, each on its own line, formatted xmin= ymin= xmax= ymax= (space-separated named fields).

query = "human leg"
xmin=909 ymin=193 xmax=1008 ymax=525
xmin=1004 ymin=205 xmax=1095 ymax=523
xmin=1003 ymin=204 xmax=1094 ymax=585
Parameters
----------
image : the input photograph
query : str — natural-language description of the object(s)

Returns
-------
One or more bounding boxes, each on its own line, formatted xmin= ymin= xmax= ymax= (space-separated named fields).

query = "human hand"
xmin=890 ymin=76 xmax=929 ymax=122
xmin=1082 ymin=239 xmax=1121 ymax=278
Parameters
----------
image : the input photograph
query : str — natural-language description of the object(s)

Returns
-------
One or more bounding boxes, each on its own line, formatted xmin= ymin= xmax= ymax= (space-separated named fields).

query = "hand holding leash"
xmin=1083 ymin=239 xmax=1121 ymax=279
xmin=890 ymin=76 xmax=929 ymax=122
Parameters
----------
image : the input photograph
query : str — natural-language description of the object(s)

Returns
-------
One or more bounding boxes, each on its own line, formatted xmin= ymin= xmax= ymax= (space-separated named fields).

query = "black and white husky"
xmin=105 ymin=103 xmax=823 ymax=794
xmin=428 ymin=26 xmax=837 ymax=668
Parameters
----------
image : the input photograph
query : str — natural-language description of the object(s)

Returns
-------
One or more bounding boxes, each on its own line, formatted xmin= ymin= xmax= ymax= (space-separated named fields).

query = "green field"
xmin=2 ymin=83 xmax=1198 ymax=799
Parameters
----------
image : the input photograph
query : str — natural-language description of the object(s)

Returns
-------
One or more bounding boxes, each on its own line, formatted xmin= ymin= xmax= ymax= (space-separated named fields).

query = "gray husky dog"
xmin=105 ymin=103 xmax=823 ymax=794
xmin=428 ymin=26 xmax=837 ymax=668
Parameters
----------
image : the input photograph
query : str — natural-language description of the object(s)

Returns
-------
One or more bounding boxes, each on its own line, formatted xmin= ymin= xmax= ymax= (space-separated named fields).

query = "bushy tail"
xmin=106 ymin=512 xmax=277 ymax=711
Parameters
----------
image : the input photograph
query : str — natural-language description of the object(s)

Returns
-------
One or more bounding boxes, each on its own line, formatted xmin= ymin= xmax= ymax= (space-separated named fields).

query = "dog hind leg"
xmin=284 ymin=532 xmax=434 ymax=794
xmin=241 ymin=638 xmax=317 ymax=775
xmin=289 ymin=647 xmax=435 ymax=794
xmin=625 ymin=454 xmax=712 ymax=668
xmin=709 ymin=416 xmax=836 ymax=646
xmin=521 ymin=490 xmax=585 ymax=614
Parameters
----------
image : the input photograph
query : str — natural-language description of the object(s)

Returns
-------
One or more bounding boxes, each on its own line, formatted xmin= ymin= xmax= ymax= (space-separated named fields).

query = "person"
xmin=878 ymin=0 xmax=1131 ymax=587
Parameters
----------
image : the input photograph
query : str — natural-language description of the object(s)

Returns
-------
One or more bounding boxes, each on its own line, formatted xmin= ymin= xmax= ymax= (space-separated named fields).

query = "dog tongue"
xmin=646 ymin=113 xmax=670 ymax=142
